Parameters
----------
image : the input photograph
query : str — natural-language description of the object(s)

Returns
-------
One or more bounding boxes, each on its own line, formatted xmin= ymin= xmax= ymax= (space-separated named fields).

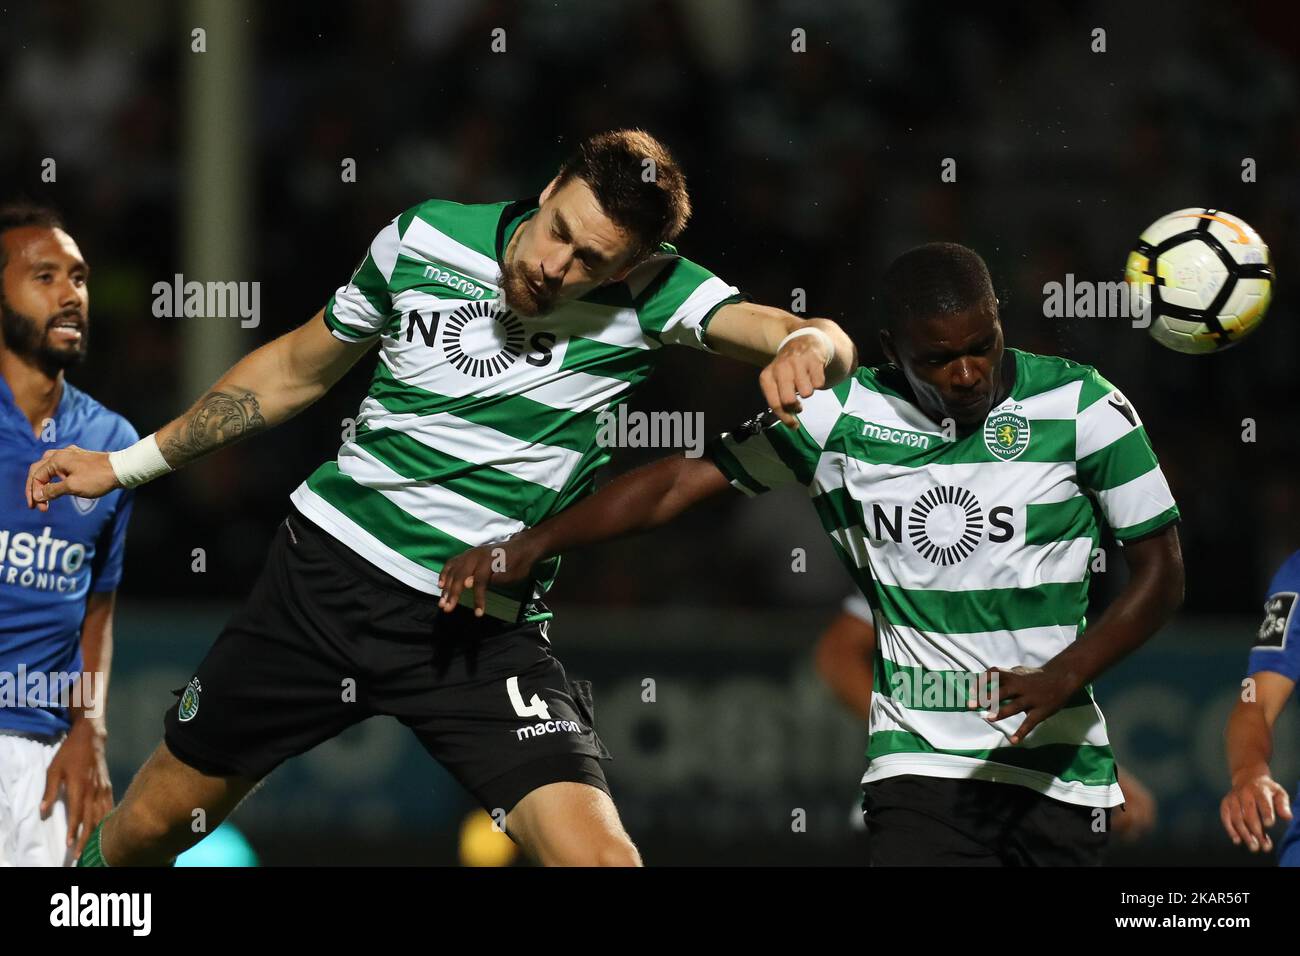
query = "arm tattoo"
xmin=160 ymin=389 xmax=267 ymax=467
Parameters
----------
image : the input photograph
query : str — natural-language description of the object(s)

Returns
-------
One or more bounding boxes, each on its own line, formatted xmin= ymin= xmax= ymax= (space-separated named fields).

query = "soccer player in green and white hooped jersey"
xmin=25 ymin=129 xmax=858 ymax=867
xmin=439 ymin=242 xmax=1186 ymax=866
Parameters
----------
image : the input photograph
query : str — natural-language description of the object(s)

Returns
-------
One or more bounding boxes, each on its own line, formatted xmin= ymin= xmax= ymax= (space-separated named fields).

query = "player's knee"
xmin=111 ymin=801 xmax=179 ymax=853
xmin=529 ymin=827 xmax=640 ymax=867
xmin=107 ymin=793 xmax=200 ymax=864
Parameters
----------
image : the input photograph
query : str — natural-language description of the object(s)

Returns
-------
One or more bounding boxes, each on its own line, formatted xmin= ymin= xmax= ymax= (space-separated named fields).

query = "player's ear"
xmin=538 ymin=175 xmax=561 ymax=206
xmin=879 ymin=328 xmax=898 ymax=366
xmin=607 ymin=252 xmax=641 ymax=284
xmin=599 ymin=236 xmax=648 ymax=285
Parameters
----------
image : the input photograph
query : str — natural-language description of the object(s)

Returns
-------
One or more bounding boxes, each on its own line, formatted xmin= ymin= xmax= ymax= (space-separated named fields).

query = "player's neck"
xmin=0 ymin=349 xmax=64 ymax=435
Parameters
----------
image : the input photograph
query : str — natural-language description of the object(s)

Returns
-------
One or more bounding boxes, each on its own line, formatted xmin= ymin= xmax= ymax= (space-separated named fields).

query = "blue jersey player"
xmin=0 ymin=204 xmax=136 ymax=865
xmin=1221 ymin=550 xmax=1300 ymax=865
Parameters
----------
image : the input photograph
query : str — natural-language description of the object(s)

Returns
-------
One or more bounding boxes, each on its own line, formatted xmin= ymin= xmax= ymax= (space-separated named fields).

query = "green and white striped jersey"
xmin=709 ymin=349 xmax=1179 ymax=807
xmin=291 ymin=197 xmax=741 ymax=621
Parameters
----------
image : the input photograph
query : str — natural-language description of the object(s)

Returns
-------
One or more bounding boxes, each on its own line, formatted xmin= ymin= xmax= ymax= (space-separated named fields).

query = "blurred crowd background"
xmin=2 ymin=0 xmax=1298 ymax=864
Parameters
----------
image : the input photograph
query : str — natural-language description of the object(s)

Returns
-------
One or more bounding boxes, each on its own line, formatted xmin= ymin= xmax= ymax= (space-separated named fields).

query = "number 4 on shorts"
xmin=507 ymin=675 xmax=551 ymax=720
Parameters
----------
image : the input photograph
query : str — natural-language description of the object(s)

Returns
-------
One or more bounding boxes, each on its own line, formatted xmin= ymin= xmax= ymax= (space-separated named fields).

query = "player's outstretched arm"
xmin=705 ymin=302 xmax=857 ymax=428
xmin=438 ymin=453 xmax=734 ymax=616
xmin=26 ymin=310 xmax=373 ymax=510
xmin=1220 ymin=670 xmax=1295 ymax=852
xmin=979 ymin=525 xmax=1184 ymax=743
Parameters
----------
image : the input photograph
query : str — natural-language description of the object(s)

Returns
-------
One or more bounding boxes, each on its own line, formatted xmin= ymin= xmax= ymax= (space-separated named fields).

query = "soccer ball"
xmin=1124 ymin=208 xmax=1273 ymax=354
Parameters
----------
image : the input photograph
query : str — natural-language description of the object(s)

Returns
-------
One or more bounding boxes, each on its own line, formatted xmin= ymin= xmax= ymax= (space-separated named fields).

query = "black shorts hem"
xmin=163 ymin=729 xmax=263 ymax=782
xmin=863 ymin=774 xmax=1110 ymax=867
xmin=472 ymin=753 xmax=609 ymax=815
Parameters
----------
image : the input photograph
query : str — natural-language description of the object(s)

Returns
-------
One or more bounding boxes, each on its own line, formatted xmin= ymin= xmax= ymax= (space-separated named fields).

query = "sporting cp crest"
xmin=178 ymin=677 xmax=202 ymax=722
xmin=984 ymin=411 xmax=1030 ymax=461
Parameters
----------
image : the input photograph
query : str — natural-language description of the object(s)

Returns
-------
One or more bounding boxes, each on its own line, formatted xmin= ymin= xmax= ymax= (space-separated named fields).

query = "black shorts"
xmin=163 ymin=509 xmax=611 ymax=814
xmin=862 ymin=775 xmax=1111 ymax=866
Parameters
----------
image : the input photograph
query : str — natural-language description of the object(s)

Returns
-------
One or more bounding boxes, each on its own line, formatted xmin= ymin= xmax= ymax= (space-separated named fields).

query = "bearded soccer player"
xmin=0 ymin=204 xmax=136 ymax=865
xmin=439 ymin=242 xmax=1184 ymax=866
xmin=27 ymin=130 xmax=856 ymax=867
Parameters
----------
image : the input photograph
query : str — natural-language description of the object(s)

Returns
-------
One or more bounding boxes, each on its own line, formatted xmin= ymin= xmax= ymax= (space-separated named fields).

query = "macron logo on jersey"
xmin=861 ymin=420 xmax=935 ymax=450
xmin=0 ymin=526 xmax=88 ymax=592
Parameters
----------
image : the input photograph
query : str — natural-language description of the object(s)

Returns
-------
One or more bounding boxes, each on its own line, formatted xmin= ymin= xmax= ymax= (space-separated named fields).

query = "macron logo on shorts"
xmin=515 ymin=719 xmax=584 ymax=741
xmin=506 ymin=675 xmax=585 ymax=740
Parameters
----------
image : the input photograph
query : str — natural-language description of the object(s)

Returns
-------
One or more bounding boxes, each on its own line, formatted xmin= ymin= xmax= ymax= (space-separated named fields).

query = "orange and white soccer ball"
xmin=1124 ymin=208 xmax=1273 ymax=353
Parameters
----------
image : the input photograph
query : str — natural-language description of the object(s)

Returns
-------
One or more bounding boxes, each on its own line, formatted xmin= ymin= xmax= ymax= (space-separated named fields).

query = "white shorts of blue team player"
xmin=0 ymin=731 xmax=74 ymax=866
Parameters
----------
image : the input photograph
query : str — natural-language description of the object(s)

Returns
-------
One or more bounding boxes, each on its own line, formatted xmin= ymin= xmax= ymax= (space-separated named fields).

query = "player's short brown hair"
xmin=554 ymin=129 xmax=692 ymax=261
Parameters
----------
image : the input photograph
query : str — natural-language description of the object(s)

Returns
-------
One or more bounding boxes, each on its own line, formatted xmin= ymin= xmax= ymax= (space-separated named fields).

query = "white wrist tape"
xmin=108 ymin=433 xmax=172 ymax=489
xmin=778 ymin=327 xmax=835 ymax=368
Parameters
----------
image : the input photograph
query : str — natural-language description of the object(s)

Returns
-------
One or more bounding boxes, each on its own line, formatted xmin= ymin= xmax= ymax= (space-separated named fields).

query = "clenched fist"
xmin=760 ymin=333 xmax=831 ymax=429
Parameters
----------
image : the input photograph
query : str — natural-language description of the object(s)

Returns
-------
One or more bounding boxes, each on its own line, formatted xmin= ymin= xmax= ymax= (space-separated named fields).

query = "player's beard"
xmin=0 ymin=297 xmax=89 ymax=373
xmin=498 ymin=260 xmax=555 ymax=318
